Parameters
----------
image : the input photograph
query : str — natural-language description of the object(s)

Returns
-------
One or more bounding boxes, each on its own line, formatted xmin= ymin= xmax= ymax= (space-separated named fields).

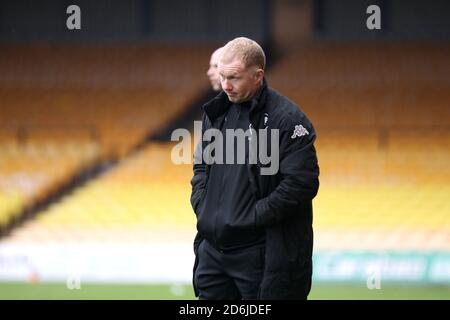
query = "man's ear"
xmin=255 ymin=69 xmax=264 ymax=82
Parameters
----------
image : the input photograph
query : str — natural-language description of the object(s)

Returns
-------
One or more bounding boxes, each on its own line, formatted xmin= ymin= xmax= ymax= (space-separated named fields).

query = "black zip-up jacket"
xmin=191 ymin=79 xmax=320 ymax=299
xmin=195 ymin=98 xmax=266 ymax=250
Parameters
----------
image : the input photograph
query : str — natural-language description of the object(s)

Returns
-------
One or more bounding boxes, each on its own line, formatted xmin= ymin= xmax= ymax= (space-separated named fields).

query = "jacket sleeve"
xmin=255 ymin=113 xmax=319 ymax=227
xmin=190 ymin=113 xmax=209 ymax=214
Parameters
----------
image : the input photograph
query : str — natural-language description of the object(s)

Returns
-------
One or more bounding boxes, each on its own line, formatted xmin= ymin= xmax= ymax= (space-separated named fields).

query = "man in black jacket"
xmin=190 ymin=37 xmax=319 ymax=300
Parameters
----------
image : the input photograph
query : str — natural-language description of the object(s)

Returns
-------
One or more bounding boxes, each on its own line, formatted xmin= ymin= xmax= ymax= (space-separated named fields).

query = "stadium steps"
xmin=0 ymin=140 xmax=117 ymax=237
xmin=6 ymin=143 xmax=197 ymax=243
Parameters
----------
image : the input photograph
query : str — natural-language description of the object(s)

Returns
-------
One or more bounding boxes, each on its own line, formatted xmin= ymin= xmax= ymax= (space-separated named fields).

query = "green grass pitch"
xmin=0 ymin=282 xmax=449 ymax=300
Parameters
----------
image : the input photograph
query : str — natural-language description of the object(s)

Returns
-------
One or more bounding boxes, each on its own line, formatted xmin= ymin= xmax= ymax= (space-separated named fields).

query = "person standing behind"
xmin=206 ymin=47 xmax=224 ymax=92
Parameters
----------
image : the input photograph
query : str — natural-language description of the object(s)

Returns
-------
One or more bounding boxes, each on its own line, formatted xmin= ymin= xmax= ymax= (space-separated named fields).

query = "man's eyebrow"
xmin=219 ymin=71 xmax=239 ymax=77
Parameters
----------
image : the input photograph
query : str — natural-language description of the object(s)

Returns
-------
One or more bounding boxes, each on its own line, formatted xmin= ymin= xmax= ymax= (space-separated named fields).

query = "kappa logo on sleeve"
xmin=291 ymin=124 xmax=309 ymax=139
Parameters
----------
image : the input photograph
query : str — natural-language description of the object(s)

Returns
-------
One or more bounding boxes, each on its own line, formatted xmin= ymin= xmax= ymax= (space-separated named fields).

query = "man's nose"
xmin=222 ymin=79 xmax=232 ymax=91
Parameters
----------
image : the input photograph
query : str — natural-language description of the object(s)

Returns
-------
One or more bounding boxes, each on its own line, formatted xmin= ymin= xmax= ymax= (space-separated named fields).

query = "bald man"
xmin=206 ymin=47 xmax=223 ymax=91
xmin=191 ymin=37 xmax=319 ymax=300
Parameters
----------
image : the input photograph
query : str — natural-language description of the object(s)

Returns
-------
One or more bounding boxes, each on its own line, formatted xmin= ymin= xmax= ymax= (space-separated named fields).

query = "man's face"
xmin=207 ymin=50 xmax=222 ymax=91
xmin=218 ymin=58 xmax=263 ymax=104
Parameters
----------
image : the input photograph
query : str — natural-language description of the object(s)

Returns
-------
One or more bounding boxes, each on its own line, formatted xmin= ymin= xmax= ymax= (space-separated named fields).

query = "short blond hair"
xmin=220 ymin=37 xmax=266 ymax=70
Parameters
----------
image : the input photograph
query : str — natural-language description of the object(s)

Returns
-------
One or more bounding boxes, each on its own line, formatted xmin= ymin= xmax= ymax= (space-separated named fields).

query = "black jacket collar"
xmin=203 ymin=78 xmax=268 ymax=123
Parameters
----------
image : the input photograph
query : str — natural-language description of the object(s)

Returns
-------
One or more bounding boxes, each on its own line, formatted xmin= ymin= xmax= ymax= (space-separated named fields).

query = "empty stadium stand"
xmin=0 ymin=45 xmax=213 ymax=154
xmin=7 ymin=143 xmax=196 ymax=243
xmin=0 ymin=43 xmax=449 ymax=254
xmin=268 ymin=43 xmax=450 ymax=251
xmin=0 ymin=44 xmax=214 ymax=233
